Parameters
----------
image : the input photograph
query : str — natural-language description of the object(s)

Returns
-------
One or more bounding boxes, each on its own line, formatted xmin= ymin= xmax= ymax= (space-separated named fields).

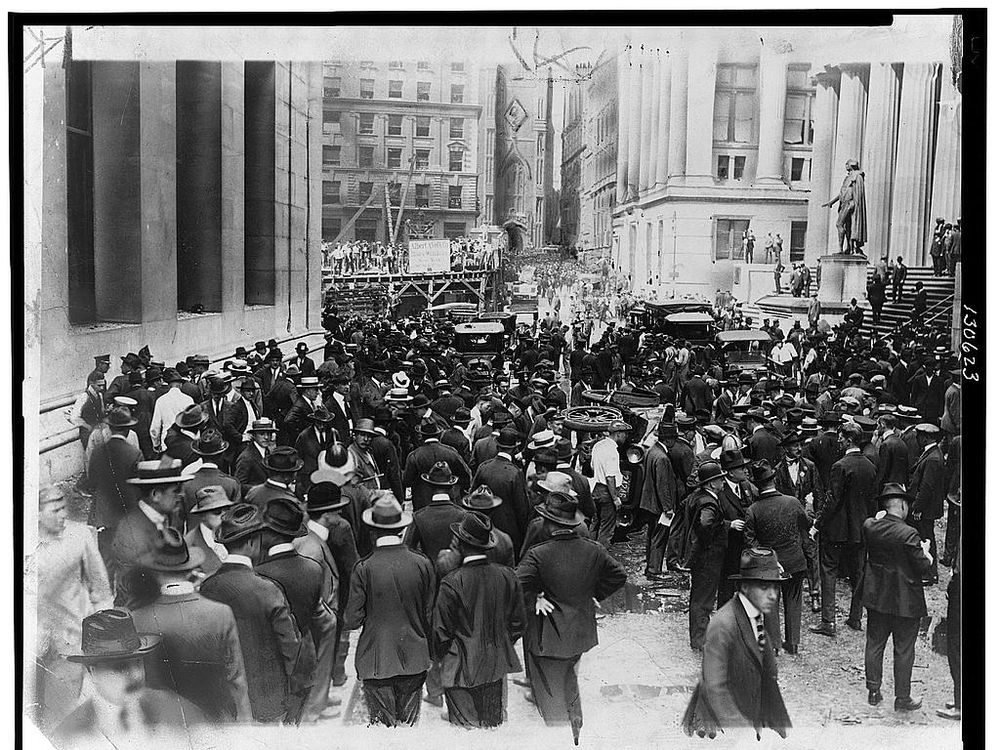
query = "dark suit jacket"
xmin=471 ymin=434 xmax=500 ymax=469
xmin=402 ymin=440 xmax=472 ymax=511
xmin=404 ymin=498 xmax=467 ymax=563
xmin=433 ymin=559 xmax=525 ymax=688
xmin=747 ymin=427 xmax=781 ymax=464
xmin=245 ymin=481 xmax=299 ymax=513
xmin=639 ymin=442 xmax=678 ymax=516
xmin=668 ymin=440 xmax=696 ymax=503
xmin=293 ymin=529 xmax=341 ymax=612
xmin=803 ymin=430 xmax=843 ymax=491
xmin=816 ymin=451 xmax=877 ymax=543
xmin=132 ymin=591 xmax=252 ymax=721
xmin=517 ymin=530 xmax=626 ymax=658
xmin=200 ymin=397 xmax=243 ymax=454
xmin=180 ymin=464 xmax=241 ymax=521
xmin=683 ymin=376 xmax=713 ymax=416
xmin=562 ymin=466 xmax=596 ymax=520
xmin=876 ymin=433 xmax=910 ymax=488
xmin=682 ymin=595 xmax=790 ymax=738
xmin=254 ymin=364 xmax=283 ymax=396
xmin=370 ymin=433 xmax=404 ymax=502
xmin=322 ymin=393 xmax=353 ymax=445
xmin=292 ymin=355 xmax=316 ymax=376
xmin=110 ymin=508 xmax=165 ymax=602
xmin=909 ymin=444 xmax=946 ymax=520
xmin=744 ymin=489 xmax=810 ymax=574
xmin=86 ymin=436 xmax=142 ymax=529
xmin=773 ymin=456 xmax=818 ymax=509
xmin=908 ymin=371 xmax=945 ymax=420
xmin=234 ymin=442 xmax=269 ymax=497
xmin=861 ymin=513 xmax=933 ymax=618
xmin=294 ymin=427 xmax=327 ymax=497
xmin=438 ymin=524 xmax=516 ymax=574
xmin=344 ymin=543 xmax=436 ymax=680
xmin=163 ymin=425 xmax=199 ymax=467
xmin=265 ymin=377 xmax=298 ymax=429
xmin=441 ymin=427 xmax=472 ymax=467
xmin=200 ymin=563 xmax=304 ymax=722
xmin=473 ymin=455 xmax=530 ymax=557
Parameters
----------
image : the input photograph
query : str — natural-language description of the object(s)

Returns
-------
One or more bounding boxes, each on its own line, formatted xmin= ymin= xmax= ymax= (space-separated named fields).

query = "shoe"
xmin=810 ymin=622 xmax=836 ymax=638
xmin=895 ymin=696 xmax=923 ymax=712
xmin=922 ymin=577 xmax=938 ymax=587
xmin=936 ymin=706 xmax=961 ymax=720
xmin=512 ymin=677 xmax=531 ymax=688
xmin=524 ymin=692 xmax=536 ymax=705
xmin=868 ymin=690 xmax=883 ymax=706
xmin=440 ymin=709 xmax=450 ymax=721
xmin=318 ymin=706 xmax=342 ymax=720
xmin=945 ymin=701 xmax=957 ymax=709
xmin=643 ymin=569 xmax=667 ymax=580
xmin=331 ymin=672 xmax=348 ymax=687
xmin=423 ymin=693 xmax=443 ymax=708
xmin=810 ymin=595 xmax=822 ymax=613
xmin=325 ymin=694 xmax=343 ymax=707
xmin=845 ymin=619 xmax=862 ymax=631
xmin=782 ymin=642 xmax=798 ymax=655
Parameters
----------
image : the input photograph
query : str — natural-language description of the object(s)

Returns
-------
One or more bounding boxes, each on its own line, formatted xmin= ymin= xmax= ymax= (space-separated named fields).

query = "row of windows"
xmin=322 ymin=145 xmax=465 ymax=171
xmin=324 ymin=77 xmax=465 ymax=103
xmin=322 ymin=215 xmax=468 ymax=242
xmin=321 ymin=111 xmax=470 ymax=140
xmin=714 ymin=218 xmax=807 ymax=262
xmin=328 ymin=60 xmax=464 ymax=73
xmin=715 ymin=154 xmax=812 ymax=183
xmin=323 ymin=179 xmax=468 ymax=208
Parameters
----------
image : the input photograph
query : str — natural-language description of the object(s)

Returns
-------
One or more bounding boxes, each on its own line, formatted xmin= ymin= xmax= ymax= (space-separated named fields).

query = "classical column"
xmin=888 ymin=62 xmax=941 ymax=266
xmin=827 ymin=64 xmax=869 ymax=251
xmin=754 ymin=41 xmax=791 ymax=185
xmin=804 ymin=67 xmax=839 ymax=264
xmin=930 ymin=73 xmax=962 ymax=224
xmin=860 ymin=63 xmax=902 ymax=261
xmin=626 ymin=46 xmax=643 ymax=201
xmin=684 ymin=39 xmax=718 ymax=184
xmin=639 ymin=49 xmax=656 ymax=192
xmin=616 ymin=47 xmax=630 ymax=204
xmin=654 ymin=52 xmax=672 ymax=187
xmin=667 ymin=45 xmax=688 ymax=181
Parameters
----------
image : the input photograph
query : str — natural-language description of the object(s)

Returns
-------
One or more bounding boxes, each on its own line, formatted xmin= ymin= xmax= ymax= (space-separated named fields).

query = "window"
xmin=387 ymin=147 xmax=402 ymax=169
xmin=359 ymin=146 xmax=374 ymax=168
xmin=323 ymin=180 xmax=341 ymax=204
xmin=417 ymin=60 xmax=430 ymax=71
xmin=415 ymin=116 xmax=431 ymax=137
xmin=717 ymin=155 xmax=729 ymax=181
xmin=714 ymin=64 xmax=758 ymax=144
xmin=66 ymin=59 xmax=96 ymax=323
xmin=322 ymin=217 xmax=341 ymax=242
xmin=450 ymin=61 xmax=465 ymax=73
xmin=388 ymin=80 xmax=403 ymax=99
xmin=323 ymin=145 xmax=341 ymax=166
xmin=450 ymin=84 xmax=464 ymax=103
xmin=784 ymin=93 xmax=815 ymax=146
xmin=415 ymin=149 xmax=430 ymax=170
xmin=358 ymin=181 xmax=373 ymax=201
xmin=714 ymin=218 xmax=750 ymax=261
xmin=448 ymin=185 xmax=463 ymax=209
xmin=444 ymin=221 xmax=466 ymax=238
xmin=359 ymin=113 xmax=374 ymax=135
xmin=485 ymin=195 xmax=494 ymax=221
xmin=449 ymin=117 xmax=464 ymax=138
xmin=355 ymin=217 xmax=378 ymax=241
xmin=360 ymin=79 xmax=375 ymax=99
xmin=733 ymin=156 xmax=746 ymax=180
xmin=449 ymin=149 xmax=463 ymax=171
xmin=716 ymin=155 xmax=746 ymax=181
xmin=360 ymin=60 xmax=375 ymax=70
xmin=790 ymin=221 xmax=807 ymax=263
xmin=324 ymin=77 xmax=341 ymax=98
xmin=389 ymin=60 xmax=404 ymax=70
xmin=415 ymin=184 xmax=430 ymax=207
xmin=790 ymin=157 xmax=810 ymax=182
xmin=417 ymin=82 xmax=431 ymax=101
xmin=388 ymin=181 xmax=402 ymax=205
xmin=322 ymin=109 xmax=341 ymax=134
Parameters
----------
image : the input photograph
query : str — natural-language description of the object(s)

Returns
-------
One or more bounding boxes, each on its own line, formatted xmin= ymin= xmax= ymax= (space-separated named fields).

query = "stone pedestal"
xmin=818 ymin=253 xmax=868 ymax=305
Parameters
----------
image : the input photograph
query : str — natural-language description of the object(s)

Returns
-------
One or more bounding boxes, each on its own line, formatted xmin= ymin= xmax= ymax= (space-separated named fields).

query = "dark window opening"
xmin=244 ymin=61 xmax=276 ymax=306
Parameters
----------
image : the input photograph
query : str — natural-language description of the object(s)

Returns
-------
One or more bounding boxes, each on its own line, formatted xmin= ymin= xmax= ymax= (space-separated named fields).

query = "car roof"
xmin=454 ymin=322 xmax=506 ymax=334
xmin=716 ymin=329 xmax=773 ymax=343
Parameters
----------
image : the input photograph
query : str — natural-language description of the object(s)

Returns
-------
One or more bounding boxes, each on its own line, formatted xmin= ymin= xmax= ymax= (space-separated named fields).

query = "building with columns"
xmin=610 ymin=21 xmax=961 ymax=298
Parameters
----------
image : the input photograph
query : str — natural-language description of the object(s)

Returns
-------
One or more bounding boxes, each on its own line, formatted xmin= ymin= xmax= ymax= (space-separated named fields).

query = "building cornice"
xmin=612 ymin=185 xmax=810 ymax=216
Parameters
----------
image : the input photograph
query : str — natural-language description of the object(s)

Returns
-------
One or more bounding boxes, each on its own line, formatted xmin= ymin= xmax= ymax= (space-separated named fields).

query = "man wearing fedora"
xmin=69 ymin=371 xmax=108 ymax=452
xmin=281 ymin=375 xmax=323 ymax=447
xmin=254 ymin=348 xmax=285 ymax=398
xmin=860 ymin=484 xmax=934 ymax=711
xmin=350 ymin=360 xmax=390 ymax=422
xmin=716 ymin=449 xmax=758 ymax=605
xmin=436 ymin=486 xmax=516 ymax=571
xmin=745 ymin=408 xmax=781 ymax=465
xmin=294 ymin=407 xmax=338 ymax=499
xmin=130 ymin=528 xmax=252 ymax=722
xmin=682 ymin=548 xmax=791 ymax=740
xmin=370 ymin=407 xmax=406 ymax=502
xmin=441 ymin=407 xmax=474 ymax=466
xmin=517 ymin=495 xmax=626 ymax=738
xmin=803 ymin=413 xmax=845 ymax=512
xmin=639 ymin=420 xmax=680 ymax=580
xmin=324 ymin=371 xmax=354 ymax=442
xmin=473 ymin=427 xmax=531 ymax=556
xmin=184 ymin=485 xmax=234 ymax=576
xmin=809 ymin=422 xmax=877 ymax=637
xmin=875 ymin=413 xmax=911 ymax=489
xmin=908 ymin=423 xmax=946 ymax=584
xmin=201 ymin=375 xmax=242 ymax=458
xmin=54 ymin=609 xmax=206 ymax=744
xmin=405 ymin=477 xmax=468 ymax=565
xmin=163 ymin=403 xmax=209 ymax=468
xmin=348 ymin=418 xmax=384 ymax=490
xmin=432 ymin=511 xmax=526 ymax=728
xmin=744 ymin=460 xmax=811 ymax=655
xmin=234 ymin=417 xmax=278 ymax=496
xmin=86 ymin=406 xmax=143 ymax=565
xmin=686 ymin=461 xmax=732 ymax=650
xmin=403 ymin=422 xmax=472 ymax=511
xmin=293 ymin=341 xmax=317 ymax=376
xmin=245 ymin=446 xmax=304 ymax=511
xmin=520 ymin=477 xmax=592 ymax=556
xmin=344 ymin=496 xmax=436 ymax=727
xmin=200 ymin=504 xmax=307 ymax=723
xmin=181 ymin=429 xmax=241 ymax=520
xmin=774 ymin=430 xmax=821 ymax=611
xmin=470 ymin=410 xmax=510 ymax=469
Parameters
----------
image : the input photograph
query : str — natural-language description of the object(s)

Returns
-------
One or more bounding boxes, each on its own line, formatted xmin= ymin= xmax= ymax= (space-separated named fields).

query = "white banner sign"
xmin=408 ymin=239 xmax=451 ymax=273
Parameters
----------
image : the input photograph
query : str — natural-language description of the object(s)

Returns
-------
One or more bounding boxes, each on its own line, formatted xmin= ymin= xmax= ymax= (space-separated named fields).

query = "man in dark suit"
xmin=686 ymin=462 xmax=730 ymax=651
xmin=809 ymin=422 xmax=877 ymax=637
xmin=349 ymin=363 xmax=390 ymax=422
xmin=433 ymin=512 xmax=525 ymax=728
xmin=682 ymin=368 xmax=714 ymax=417
xmin=200 ymin=504 xmax=306 ymax=723
xmin=163 ymin=404 xmax=209 ymax=468
xmin=472 ymin=428 xmax=531 ymax=556
xmin=294 ymin=408 xmax=336 ymax=500
xmin=344 ymin=496 xmax=436 ymax=727
xmin=234 ymin=417 xmax=277 ymax=496
xmin=245 ymin=446 xmax=303 ymax=511
xmin=265 ymin=364 xmax=300 ymax=429
xmin=908 ymin=357 xmax=945 ymax=421
xmin=292 ymin=342 xmax=317 ymax=376
xmin=803 ymin=415 xmax=844 ymax=511
xmin=746 ymin=409 xmax=780 ymax=464
xmin=180 ymin=429 xmax=241 ymax=523
xmin=323 ymin=372 xmax=353 ymax=443
xmin=371 ymin=408 xmax=405 ymax=502
xmin=773 ymin=431 xmax=821 ymax=611
xmin=86 ymin=407 xmax=142 ymax=566
xmin=184 ymin=485 xmax=234 ymax=576
xmin=911 ymin=281 xmax=927 ymax=324
xmin=517 ymin=499 xmax=626 ymax=740
xmin=875 ymin=413 xmax=911 ymax=488
xmin=891 ymin=255 xmax=907 ymax=302
xmin=717 ymin=449 xmax=757 ymax=605
xmin=131 ymin=528 xmax=252 ymax=722
xmin=744 ymin=461 xmax=811 ymax=654
xmin=125 ymin=371 xmax=157 ymax=459
xmin=282 ymin=376 xmax=322 ymax=447
xmin=402 ymin=423 xmax=472 ymax=511
xmin=861 ymin=484 xmax=934 ymax=710
xmin=201 ymin=377 xmax=243 ymax=461
xmin=639 ymin=421 xmax=679 ymax=580
xmin=441 ymin=407 xmax=473 ymax=467
xmin=404 ymin=486 xmax=467 ymax=564
xmin=908 ymin=423 xmax=947 ymax=584
xmin=254 ymin=349 xmax=285 ymax=398
xmin=682 ymin=548 xmax=791 ymax=741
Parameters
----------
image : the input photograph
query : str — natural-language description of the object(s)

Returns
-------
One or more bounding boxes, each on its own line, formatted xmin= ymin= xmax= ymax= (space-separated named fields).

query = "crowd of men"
xmin=322 ymin=236 xmax=497 ymax=277
xmin=37 ymin=282 xmax=961 ymax=743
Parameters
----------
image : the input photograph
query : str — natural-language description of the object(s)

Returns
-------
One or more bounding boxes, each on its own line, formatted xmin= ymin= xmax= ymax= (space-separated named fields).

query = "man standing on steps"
xmin=891 ymin=256 xmax=907 ymax=303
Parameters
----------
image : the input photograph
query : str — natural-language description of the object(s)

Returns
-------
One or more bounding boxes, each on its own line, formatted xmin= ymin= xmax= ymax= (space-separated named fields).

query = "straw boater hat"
xmin=126 ymin=458 xmax=193 ymax=486
xmin=362 ymin=495 xmax=412 ymax=529
xmin=67 ymin=609 xmax=161 ymax=664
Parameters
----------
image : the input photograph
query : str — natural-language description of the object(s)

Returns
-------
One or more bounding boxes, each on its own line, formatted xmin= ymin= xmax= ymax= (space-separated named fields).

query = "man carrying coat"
xmin=861 ymin=484 xmax=934 ymax=711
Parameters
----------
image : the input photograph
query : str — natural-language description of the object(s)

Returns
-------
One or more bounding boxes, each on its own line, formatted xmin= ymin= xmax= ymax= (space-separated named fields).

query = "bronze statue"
xmin=823 ymin=159 xmax=868 ymax=254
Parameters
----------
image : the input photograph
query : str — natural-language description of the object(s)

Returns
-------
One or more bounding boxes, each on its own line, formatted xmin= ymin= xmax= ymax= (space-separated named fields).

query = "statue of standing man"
xmin=823 ymin=159 xmax=868 ymax=254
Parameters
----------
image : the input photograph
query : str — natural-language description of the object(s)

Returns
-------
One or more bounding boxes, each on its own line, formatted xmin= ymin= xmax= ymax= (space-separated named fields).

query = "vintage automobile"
xmin=474 ymin=311 xmax=518 ymax=339
xmin=452 ymin=322 xmax=507 ymax=369
xmin=627 ymin=299 xmax=718 ymax=345
xmin=427 ymin=301 xmax=478 ymax=321
xmin=716 ymin=329 xmax=774 ymax=372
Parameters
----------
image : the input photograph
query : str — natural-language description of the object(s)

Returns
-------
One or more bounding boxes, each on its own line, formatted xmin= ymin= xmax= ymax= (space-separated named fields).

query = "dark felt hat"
xmin=264 ymin=446 xmax=304 ymax=473
xmin=175 ymin=404 xmax=209 ymax=430
xmin=750 ymin=459 xmax=776 ymax=484
xmin=421 ymin=461 xmax=458 ymax=486
xmin=728 ymin=547 xmax=790 ymax=582
xmin=450 ymin=511 xmax=497 ymax=549
xmin=262 ymin=496 xmax=308 ymax=538
xmin=191 ymin=428 xmax=229 ymax=457
xmin=719 ymin=448 xmax=749 ymax=471
xmin=695 ymin=461 xmax=726 ymax=486
xmin=67 ymin=609 xmax=160 ymax=664
xmin=215 ymin=503 xmax=265 ymax=544
xmin=138 ymin=527 xmax=205 ymax=571
xmin=535 ymin=492 xmax=585 ymax=527
xmin=306 ymin=478 xmax=350 ymax=512
xmin=461 ymin=485 xmax=502 ymax=510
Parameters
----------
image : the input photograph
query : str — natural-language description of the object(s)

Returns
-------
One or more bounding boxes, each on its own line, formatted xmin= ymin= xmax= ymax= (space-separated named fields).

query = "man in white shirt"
xmin=591 ymin=420 xmax=632 ymax=548
xmin=149 ymin=369 xmax=195 ymax=454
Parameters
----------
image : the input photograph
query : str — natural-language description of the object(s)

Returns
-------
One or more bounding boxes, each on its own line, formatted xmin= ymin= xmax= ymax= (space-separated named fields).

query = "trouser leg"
xmin=526 ymin=652 xmax=581 ymax=727
xmin=803 ymin=534 xmax=821 ymax=596
xmin=864 ymin=609 xmax=891 ymax=693
xmin=891 ymin=616 xmax=921 ymax=699
xmin=362 ymin=677 xmax=399 ymax=727
xmin=947 ymin=574 xmax=962 ymax=708
xmin=689 ymin=555 xmax=722 ymax=649
xmin=424 ymin=660 xmax=444 ymax=701
xmin=644 ymin=512 xmax=669 ymax=573
xmin=848 ymin=543 xmax=866 ymax=624
xmin=783 ymin=572 xmax=804 ymax=647
xmin=594 ymin=500 xmax=617 ymax=549
xmin=332 ymin=627 xmax=350 ymax=683
xmin=301 ymin=626 xmax=338 ymax=719
xmin=393 ymin=672 xmax=427 ymax=727
xmin=444 ymin=687 xmax=478 ymax=727
xmin=819 ymin=539 xmax=842 ymax=624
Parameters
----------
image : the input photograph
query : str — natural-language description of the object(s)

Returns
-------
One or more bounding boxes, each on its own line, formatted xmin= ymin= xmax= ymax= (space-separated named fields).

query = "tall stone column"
xmin=827 ymin=64 xmax=869 ymax=252
xmin=616 ymin=47 xmax=630 ymax=204
xmin=860 ymin=63 xmax=902 ymax=261
xmin=889 ymin=63 xmax=941 ymax=266
xmin=930 ymin=73 xmax=962 ymax=224
xmin=754 ymin=41 xmax=791 ymax=185
xmin=626 ymin=46 xmax=643 ymax=201
xmin=639 ymin=49 xmax=656 ymax=193
xmin=684 ymin=39 xmax=718 ymax=185
xmin=667 ymin=45 xmax=688 ymax=182
xmin=654 ymin=52 xmax=671 ymax=187
xmin=804 ymin=67 xmax=839 ymax=264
